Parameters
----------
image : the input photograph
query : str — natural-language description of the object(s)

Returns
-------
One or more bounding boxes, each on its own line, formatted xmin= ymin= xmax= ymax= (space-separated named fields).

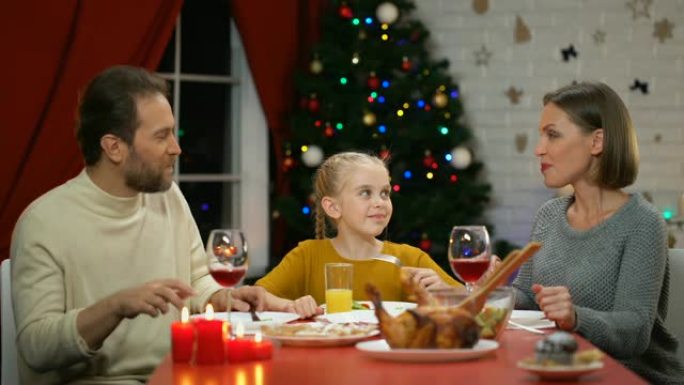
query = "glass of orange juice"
xmin=325 ymin=263 xmax=353 ymax=313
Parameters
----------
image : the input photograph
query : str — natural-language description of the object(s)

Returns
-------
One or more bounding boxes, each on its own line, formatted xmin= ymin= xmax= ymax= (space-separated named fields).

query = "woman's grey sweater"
xmin=513 ymin=193 xmax=683 ymax=384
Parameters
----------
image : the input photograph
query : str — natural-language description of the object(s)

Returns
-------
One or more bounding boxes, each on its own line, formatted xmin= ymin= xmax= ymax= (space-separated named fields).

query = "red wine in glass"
xmin=206 ymin=229 xmax=248 ymax=325
xmin=448 ymin=225 xmax=491 ymax=292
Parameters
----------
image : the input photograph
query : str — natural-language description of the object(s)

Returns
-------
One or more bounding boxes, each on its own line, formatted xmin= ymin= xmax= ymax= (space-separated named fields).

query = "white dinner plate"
xmin=318 ymin=301 xmax=416 ymax=324
xmin=190 ymin=311 xmax=299 ymax=334
xmin=508 ymin=310 xmax=555 ymax=329
xmin=517 ymin=360 xmax=604 ymax=380
xmin=355 ymin=339 xmax=499 ymax=362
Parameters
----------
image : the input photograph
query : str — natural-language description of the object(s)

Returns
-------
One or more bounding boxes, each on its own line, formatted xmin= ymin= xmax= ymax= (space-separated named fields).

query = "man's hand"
xmin=111 ymin=278 xmax=195 ymax=318
xmin=532 ymin=284 xmax=576 ymax=331
xmin=401 ymin=267 xmax=448 ymax=290
xmin=210 ymin=286 xmax=269 ymax=312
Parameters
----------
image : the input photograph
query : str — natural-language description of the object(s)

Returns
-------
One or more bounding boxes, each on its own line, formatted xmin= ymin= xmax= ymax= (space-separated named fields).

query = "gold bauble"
xmin=363 ymin=111 xmax=377 ymax=126
xmin=310 ymin=59 xmax=323 ymax=74
xmin=433 ymin=92 xmax=448 ymax=108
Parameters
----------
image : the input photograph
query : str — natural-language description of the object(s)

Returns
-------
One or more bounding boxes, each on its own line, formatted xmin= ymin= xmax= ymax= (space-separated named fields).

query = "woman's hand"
xmin=287 ymin=295 xmax=324 ymax=319
xmin=475 ymin=255 xmax=502 ymax=286
xmin=532 ymin=284 xmax=576 ymax=331
xmin=401 ymin=267 xmax=449 ymax=290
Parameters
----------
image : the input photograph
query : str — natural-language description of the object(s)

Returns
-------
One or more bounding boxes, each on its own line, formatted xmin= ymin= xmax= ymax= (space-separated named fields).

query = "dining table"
xmin=148 ymin=328 xmax=647 ymax=385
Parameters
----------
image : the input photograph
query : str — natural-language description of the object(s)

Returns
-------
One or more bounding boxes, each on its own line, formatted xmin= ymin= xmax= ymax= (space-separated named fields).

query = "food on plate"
xmin=352 ymin=301 xmax=372 ymax=310
xmin=529 ymin=331 xmax=603 ymax=367
xmin=261 ymin=322 xmax=377 ymax=338
xmin=366 ymin=283 xmax=480 ymax=349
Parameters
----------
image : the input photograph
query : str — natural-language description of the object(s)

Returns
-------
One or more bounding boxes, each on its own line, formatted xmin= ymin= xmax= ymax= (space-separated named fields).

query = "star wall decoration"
xmin=653 ymin=18 xmax=674 ymax=43
xmin=474 ymin=45 xmax=492 ymax=66
xmin=629 ymin=78 xmax=649 ymax=94
xmin=592 ymin=29 xmax=606 ymax=44
xmin=505 ymin=86 xmax=523 ymax=104
xmin=626 ymin=0 xmax=652 ymax=20
xmin=561 ymin=45 xmax=578 ymax=62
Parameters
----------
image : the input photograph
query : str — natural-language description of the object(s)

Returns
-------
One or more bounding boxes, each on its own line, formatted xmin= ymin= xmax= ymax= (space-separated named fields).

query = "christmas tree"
xmin=274 ymin=0 xmax=492 ymax=274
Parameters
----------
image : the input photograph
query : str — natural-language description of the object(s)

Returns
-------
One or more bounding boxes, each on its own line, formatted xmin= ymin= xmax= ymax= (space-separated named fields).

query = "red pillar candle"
xmin=171 ymin=307 xmax=194 ymax=363
xmin=226 ymin=321 xmax=252 ymax=362
xmin=252 ymin=331 xmax=273 ymax=360
xmin=194 ymin=304 xmax=225 ymax=365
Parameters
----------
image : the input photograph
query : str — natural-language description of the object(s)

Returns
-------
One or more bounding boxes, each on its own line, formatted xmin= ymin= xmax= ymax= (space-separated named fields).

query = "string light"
xmin=439 ymin=126 xmax=449 ymax=135
xmin=301 ymin=145 xmax=309 ymax=152
xmin=450 ymin=90 xmax=460 ymax=98
xmin=664 ymin=210 xmax=674 ymax=220
xmin=381 ymin=80 xmax=390 ymax=88
xmin=367 ymin=96 xmax=374 ymax=103
xmin=450 ymin=174 xmax=458 ymax=183
xmin=393 ymin=185 xmax=401 ymax=192
xmin=403 ymin=170 xmax=413 ymax=179
xmin=378 ymin=125 xmax=387 ymax=133
xmin=402 ymin=102 xmax=410 ymax=109
xmin=178 ymin=129 xmax=185 ymax=137
xmin=381 ymin=24 xmax=389 ymax=30
xmin=381 ymin=34 xmax=389 ymax=41
xmin=396 ymin=109 xmax=404 ymax=117
xmin=370 ymin=92 xmax=378 ymax=98
xmin=351 ymin=53 xmax=360 ymax=65
xmin=352 ymin=18 xmax=360 ymax=25
xmin=200 ymin=203 xmax=209 ymax=211
xmin=314 ymin=120 xmax=322 ymax=127
xmin=426 ymin=172 xmax=434 ymax=180
xmin=416 ymin=100 xmax=425 ymax=108
xmin=364 ymin=17 xmax=373 ymax=25
xmin=336 ymin=122 xmax=344 ymax=130
xmin=377 ymin=96 xmax=386 ymax=103
xmin=445 ymin=153 xmax=453 ymax=162
xmin=340 ymin=77 xmax=348 ymax=85
xmin=302 ymin=206 xmax=311 ymax=215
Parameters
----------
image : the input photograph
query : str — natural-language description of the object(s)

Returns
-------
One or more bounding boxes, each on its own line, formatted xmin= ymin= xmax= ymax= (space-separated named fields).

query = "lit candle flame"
xmin=181 ymin=306 xmax=189 ymax=323
xmin=236 ymin=321 xmax=245 ymax=338
xmin=254 ymin=331 xmax=263 ymax=343
xmin=206 ymin=303 xmax=214 ymax=320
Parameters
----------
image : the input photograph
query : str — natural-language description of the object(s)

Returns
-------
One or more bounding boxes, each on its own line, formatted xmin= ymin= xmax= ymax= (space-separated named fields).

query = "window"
xmin=157 ymin=1 xmax=269 ymax=277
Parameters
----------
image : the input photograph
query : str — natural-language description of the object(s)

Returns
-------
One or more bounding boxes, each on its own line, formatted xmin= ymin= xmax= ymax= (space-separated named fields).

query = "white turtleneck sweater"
xmin=10 ymin=170 xmax=222 ymax=385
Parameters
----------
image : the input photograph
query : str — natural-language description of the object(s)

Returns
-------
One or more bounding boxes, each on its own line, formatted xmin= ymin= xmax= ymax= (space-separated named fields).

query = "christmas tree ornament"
xmin=351 ymin=52 xmax=360 ymax=65
xmin=515 ymin=15 xmax=531 ymax=43
xmin=310 ymin=57 xmax=323 ymax=74
xmin=561 ymin=45 xmax=578 ymax=61
xmin=324 ymin=125 xmax=335 ymax=137
xmin=422 ymin=151 xmax=435 ymax=168
xmin=367 ymin=72 xmax=380 ymax=89
xmin=401 ymin=56 xmax=412 ymax=72
xmin=376 ymin=2 xmax=399 ymax=24
xmin=450 ymin=146 xmax=472 ymax=169
xmin=592 ymin=29 xmax=606 ymax=45
xmin=363 ymin=111 xmax=377 ymax=126
xmin=515 ymin=133 xmax=528 ymax=154
xmin=629 ymin=79 xmax=649 ymax=94
xmin=432 ymin=91 xmax=448 ymax=108
xmin=419 ymin=236 xmax=432 ymax=251
xmin=474 ymin=45 xmax=492 ymax=66
xmin=282 ymin=156 xmax=295 ymax=172
xmin=338 ymin=3 xmax=353 ymax=19
xmin=379 ymin=148 xmax=391 ymax=160
xmin=653 ymin=18 xmax=674 ymax=43
xmin=473 ymin=0 xmax=489 ymax=14
xmin=301 ymin=145 xmax=324 ymax=167
xmin=505 ymin=86 xmax=523 ymax=105
xmin=307 ymin=94 xmax=320 ymax=113
xmin=626 ymin=0 xmax=652 ymax=20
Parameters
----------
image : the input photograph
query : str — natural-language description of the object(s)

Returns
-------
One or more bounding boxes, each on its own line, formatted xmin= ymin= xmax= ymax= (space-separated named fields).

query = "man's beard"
xmin=124 ymin=149 xmax=173 ymax=193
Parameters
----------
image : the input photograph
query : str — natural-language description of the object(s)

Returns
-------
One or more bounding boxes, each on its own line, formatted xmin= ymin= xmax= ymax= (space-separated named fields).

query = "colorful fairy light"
xmin=393 ymin=185 xmax=401 ymax=192
xmin=377 ymin=96 xmax=386 ymax=103
xmin=416 ymin=100 xmax=425 ymax=108
xmin=378 ymin=125 xmax=387 ymax=133
xmin=340 ymin=77 xmax=348 ymax=85
xmin=352 ymin=18 xmax=360 ymax=25
xmin=364 ymin=17 xmax=373 ymax=25
xmin=664 ymin=210 xmax=674 ymax=220
xmin=396 ymin=110 xmax=404 ymax=117
xmin=445 ymin=153 xmax=453 ymax=161
xmin=403 ymin=170 xmax=413 ymax=179
xmin=302 ymin=206 xmax=311 ymax=215
xmin=450 ymin=90 xmax=459 ymax=98
xmin=381 ymin=24 xmax=389 ymax=30
xmin=402 ymin=102 xmax=410 ymax=109
xmin=336 ymin=123 xmax=344 ymax=130
xmin=301 ymin=145 xmax=309 ymax=152
xmin=381 ymin=80 xmax=390 ymax=88
xmin=381 ymin=34 xmax=389 ymax=41
xmin=426 ymin=172 xmax=434 ymax=180
xmin=314 ymin=120 xmax=322 ymax=127
xmin=450 ymin=174 xmax=458 ymax=183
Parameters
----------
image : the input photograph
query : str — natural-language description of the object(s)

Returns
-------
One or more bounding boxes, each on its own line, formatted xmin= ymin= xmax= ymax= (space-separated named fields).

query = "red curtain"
xmin=0 ymin=0 xmax=182 ymax=261
xmin=231 ymin=0 xmax=326 ymax=257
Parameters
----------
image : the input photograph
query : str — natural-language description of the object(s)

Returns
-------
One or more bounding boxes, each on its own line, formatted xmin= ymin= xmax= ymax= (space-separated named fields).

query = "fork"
xmin=371 ymin=254 xmax=402 ymax=267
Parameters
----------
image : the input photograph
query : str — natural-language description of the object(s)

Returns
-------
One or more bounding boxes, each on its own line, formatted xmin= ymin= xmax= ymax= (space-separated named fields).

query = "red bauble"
xmin=307 ymin=97 xmax=320 ymax=113
xmin=379 ymin=149 xmax=391 ymax=160
xmin=367 ymin=73 xmax=380 ymax=89
xmin=401 ymin=57 xmax=412 ymax=72
xmin=419 ymin=239 xmax=432 ymax=251
xmin=282 ymin=157 xmax=295 ymax=172
xmin=338 ymin=4 xmax=353 ymax=19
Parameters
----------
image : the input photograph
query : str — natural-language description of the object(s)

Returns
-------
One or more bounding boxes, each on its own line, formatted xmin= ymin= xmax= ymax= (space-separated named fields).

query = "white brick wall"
xmin=413 ymin=0 xmax=684 ymax=247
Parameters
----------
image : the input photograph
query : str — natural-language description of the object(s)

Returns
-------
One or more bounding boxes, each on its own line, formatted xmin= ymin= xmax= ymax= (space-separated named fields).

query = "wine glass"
xmin=448 ymin=225 xmax=491 ymax=293
xmin=206 ymin=229 xmax=249 ymax=323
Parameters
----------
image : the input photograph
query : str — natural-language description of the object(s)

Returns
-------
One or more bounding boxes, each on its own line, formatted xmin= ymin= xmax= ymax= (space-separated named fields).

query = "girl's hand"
xmin=532 ymin=284 xmax=576 ymax=331
xmin=401 ymin=267 xmax=449 ymax=290
xmin=286 ymin=295 xmax=323 ymax=319
xmin=475 ymin=255 xmax=502 ymax=286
